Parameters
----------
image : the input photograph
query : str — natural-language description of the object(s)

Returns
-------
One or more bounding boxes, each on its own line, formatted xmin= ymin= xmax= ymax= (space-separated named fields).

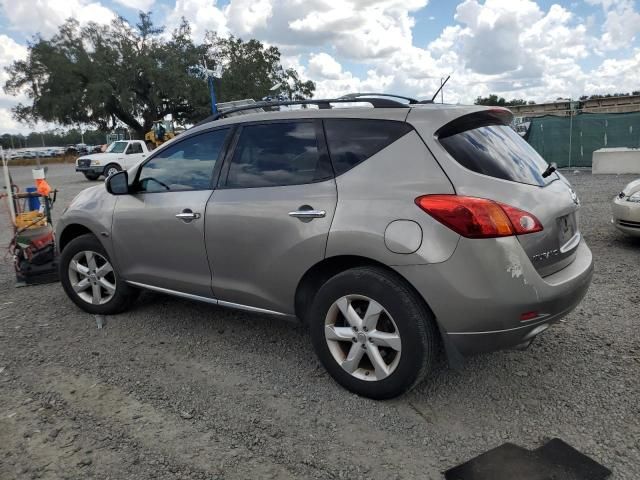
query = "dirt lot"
xmin=1 ymin=165 xmax=639 ymax=479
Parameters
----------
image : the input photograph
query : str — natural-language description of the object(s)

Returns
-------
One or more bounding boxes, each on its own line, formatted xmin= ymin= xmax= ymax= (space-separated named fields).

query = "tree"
xmin=4 ymin=14 xmax=314 ymax=138
xmin=474 ymin=94 xmax=528 ymax=107
xmin=206 ymin=34 xmax=314 ymax=103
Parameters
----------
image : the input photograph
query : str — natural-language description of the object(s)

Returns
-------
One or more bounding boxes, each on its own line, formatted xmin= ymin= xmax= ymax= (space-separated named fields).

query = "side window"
xmin=138 ymin=129 xmax=229 ymax=192
xmin=127 ymin=143 xmax=143 ymax=154
xmin=324 ymin=119 xmax=413 ymax=176
xmin=226 ymin=122 xmax=325 ymax=188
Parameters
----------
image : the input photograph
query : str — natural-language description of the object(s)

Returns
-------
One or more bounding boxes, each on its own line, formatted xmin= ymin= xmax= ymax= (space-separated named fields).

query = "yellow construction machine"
xmin=144 ymin=120 xmax=176 ymax=150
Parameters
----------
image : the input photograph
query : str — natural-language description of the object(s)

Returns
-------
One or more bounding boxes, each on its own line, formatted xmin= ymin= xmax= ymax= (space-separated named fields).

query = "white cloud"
xmin=0 ymin=35 xmax=29 ymax=134
xmin=1 ymin=0 xmax=640 ymax=134
xmin=600 ymin=0 xmax=640 ymax=50
xmin=113 ymin=0 xmax=155 ymax=10
xmin=0 ymin=0 xmax=116 ymax=38
xmin=587 ymin=48 xmax=640 ymax=94
xmin=225 ymin=0 xmax=273 ymax=36
xmin=288 ymin=0 xmax=427 ymax=60
xmin=165 ymin=0 xmax=228 ymax=40
xmin=286 ymin=0 xmax=599 ymax=105
xmin=307 ymin=53 xmax=343 ymax=80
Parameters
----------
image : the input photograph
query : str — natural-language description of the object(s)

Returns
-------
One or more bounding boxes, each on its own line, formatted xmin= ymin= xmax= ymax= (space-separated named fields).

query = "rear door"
xmin=432 ymin=111 xmax=581 ymax=276
xmin=111 ymin=128 xmax=231 ymax=297
xmin=205 ymin=119 xmax=337 ymax=314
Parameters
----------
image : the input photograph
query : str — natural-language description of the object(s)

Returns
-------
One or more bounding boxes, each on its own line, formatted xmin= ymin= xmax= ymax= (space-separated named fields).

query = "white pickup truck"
xmin=75 ymin=140 xmax=150 ymax=180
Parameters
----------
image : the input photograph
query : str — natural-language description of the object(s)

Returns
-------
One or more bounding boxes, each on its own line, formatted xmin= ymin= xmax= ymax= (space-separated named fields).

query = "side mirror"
xmin=105 ymin=170 xmax=129 ymax=195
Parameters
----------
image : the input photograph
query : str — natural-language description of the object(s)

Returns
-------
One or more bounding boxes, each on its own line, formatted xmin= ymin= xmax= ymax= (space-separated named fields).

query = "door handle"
xmin=175 ymin=209 xmax=201 ymax=221
xmin=288 ymin=209 xmax=326 ymax=219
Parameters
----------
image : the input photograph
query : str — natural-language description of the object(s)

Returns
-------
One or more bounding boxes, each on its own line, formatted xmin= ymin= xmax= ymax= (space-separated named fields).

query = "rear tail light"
xmin=415 ymin=195 xmax=543 ymax=238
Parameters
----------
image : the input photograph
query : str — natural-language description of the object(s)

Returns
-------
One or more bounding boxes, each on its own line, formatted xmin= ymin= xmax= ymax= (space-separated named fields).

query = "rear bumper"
xmin=393 ymin=237 xmax=593 ymax=356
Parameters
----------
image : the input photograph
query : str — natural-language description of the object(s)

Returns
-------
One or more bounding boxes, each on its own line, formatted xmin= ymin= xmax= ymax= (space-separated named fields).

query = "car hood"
xmin=77 ymin=152 xmax=122 ymax=162
xmin=622 ymin=178 xmax=640 ymax=196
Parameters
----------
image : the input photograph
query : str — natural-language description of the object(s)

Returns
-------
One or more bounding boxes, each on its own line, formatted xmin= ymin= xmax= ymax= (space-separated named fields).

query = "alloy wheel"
xmin=68 ymin=250 xmax=116 ymax=305
xmin=324 ymin=295 xmax=402 ymax=381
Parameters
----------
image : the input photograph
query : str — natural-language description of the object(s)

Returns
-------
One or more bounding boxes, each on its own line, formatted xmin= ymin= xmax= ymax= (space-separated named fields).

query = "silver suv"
xmin=57 ymin=97 xmax=593 ymax=399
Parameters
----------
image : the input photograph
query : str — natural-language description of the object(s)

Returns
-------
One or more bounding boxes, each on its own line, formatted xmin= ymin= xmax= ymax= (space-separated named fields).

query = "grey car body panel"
xmin=111 ymin=190 xmax=215 ymax=298
xmin=56 ymin=102 xmax=594 ymax=359
xmin=407 ymin=108 xmax=581 ymax=277
xmin=206 ymin=179 xmax=337 ymax=314
xmin=326 ymin=131 xmax=459 ymax=265
xmin=394 ymin=239 xmax=593 ymax=354
xmin=56 ymin=185 xmax=118 ymax=258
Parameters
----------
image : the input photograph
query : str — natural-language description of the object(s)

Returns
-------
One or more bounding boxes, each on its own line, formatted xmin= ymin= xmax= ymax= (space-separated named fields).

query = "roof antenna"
xmin=431 ymin=75 xmax=450 ymax=103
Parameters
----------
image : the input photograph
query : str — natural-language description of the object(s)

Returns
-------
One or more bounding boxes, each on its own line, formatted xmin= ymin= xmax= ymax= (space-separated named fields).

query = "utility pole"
xmin=568 ymin=99 xmax=577 ymax=169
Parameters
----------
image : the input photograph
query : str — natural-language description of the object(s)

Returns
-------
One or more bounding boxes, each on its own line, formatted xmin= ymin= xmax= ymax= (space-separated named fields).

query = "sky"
xmin=0 ymin=0 xmax=639 ymax=134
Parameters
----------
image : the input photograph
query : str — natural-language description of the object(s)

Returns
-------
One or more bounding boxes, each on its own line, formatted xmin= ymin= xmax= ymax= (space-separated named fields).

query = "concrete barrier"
xmin=592 ymin=147 xmax=640 ymax=174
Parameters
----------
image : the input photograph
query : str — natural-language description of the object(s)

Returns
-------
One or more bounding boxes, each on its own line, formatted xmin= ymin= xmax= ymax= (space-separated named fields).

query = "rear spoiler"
xmin=436 ymin=108 xmax=514 ymax=139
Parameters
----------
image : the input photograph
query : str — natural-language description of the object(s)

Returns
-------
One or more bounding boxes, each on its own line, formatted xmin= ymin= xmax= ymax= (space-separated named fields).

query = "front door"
xmin=112 ymin=128 xmax=231 ymax=297
xmin=206 ymin=120 xmax=337 ymax=314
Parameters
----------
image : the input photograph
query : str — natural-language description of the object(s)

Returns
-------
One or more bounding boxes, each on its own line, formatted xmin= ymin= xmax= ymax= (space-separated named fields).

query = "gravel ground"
xmin=1 ymin=164 xmax=639 ymax=479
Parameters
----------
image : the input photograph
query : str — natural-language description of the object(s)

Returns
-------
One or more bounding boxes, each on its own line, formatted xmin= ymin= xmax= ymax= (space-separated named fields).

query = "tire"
xmin=59 ymin=234 xmax=139 ymax=315
xmin=84 ymin=172 xmax=100 ymax=181
xmin=308 ymin=266 xmax=439 ymax=399
xmin=104 ymin=163 xmax=121 ymax=178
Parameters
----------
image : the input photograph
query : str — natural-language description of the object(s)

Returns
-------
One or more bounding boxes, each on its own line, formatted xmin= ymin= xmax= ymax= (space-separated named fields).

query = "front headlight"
xmin=91 ymin=159 xmax=101 ymax=166
xmin=628 ymin=191 xmax=640 ymax=203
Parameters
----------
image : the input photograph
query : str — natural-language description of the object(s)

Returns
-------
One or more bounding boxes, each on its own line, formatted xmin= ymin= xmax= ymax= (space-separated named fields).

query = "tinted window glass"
xmin=439 ymin=124 xmax=553 ymax=186
xmin=138 ymin=129 xmax=228 ymax=192
xmin=324 ymin=119 xmax=413 ymax=175
xmin=109 ymin=142 xmax=128 ymax=154
xmin=226 ymin=122 xmax=322 ymax=188
xmin=127 ymin=143 xmax=143 ymax=154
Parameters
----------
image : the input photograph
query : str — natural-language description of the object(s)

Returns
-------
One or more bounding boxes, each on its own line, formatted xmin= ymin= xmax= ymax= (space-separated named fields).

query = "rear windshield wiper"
xmin=542 ymin=162 xmax=557 ymax=178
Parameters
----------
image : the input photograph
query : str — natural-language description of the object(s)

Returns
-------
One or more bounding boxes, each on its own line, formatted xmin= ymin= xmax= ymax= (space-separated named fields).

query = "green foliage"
xmin=4 ymin=14 xmax=315 ymax=138
xmin=474 ymin=94 xmax=530 ymax=107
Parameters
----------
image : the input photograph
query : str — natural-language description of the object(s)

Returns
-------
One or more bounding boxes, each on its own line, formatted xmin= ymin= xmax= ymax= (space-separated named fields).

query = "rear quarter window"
xmin=324 ymin=119 xmax=413 ymax=176
xmin=439 ymin=124 xmax=553 ymax=187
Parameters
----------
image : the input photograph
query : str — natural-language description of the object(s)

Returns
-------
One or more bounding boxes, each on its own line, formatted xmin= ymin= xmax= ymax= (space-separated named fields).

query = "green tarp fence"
xmin=524 ymin=112 xmax=640 ymax=168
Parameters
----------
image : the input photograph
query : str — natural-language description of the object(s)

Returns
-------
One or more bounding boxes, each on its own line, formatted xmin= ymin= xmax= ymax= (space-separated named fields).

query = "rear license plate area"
xmin=557 ymin=213 xmax=577 ymax=246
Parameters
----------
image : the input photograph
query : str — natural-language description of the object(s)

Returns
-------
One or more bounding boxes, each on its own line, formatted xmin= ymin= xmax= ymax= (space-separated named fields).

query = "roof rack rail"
xmin=197 ymin=97 xmax=410 ymax=123
xmin=338 ymin=92 xmax=419 ymax=104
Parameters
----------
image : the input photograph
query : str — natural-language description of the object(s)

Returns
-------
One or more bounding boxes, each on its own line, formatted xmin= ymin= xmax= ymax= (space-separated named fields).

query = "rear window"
xmin=439 ymin=124 xmax=553 ymax=186
xmin=324 ymin=119 xmax=413 ymax=176
xmin=226 ymin=122 xmax=330 ymax=188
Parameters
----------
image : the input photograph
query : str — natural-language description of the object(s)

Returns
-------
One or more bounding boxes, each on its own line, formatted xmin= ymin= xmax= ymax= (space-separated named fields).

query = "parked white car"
xmin=612 ymin=178 xmax=640 ymax=237
xmin=75 ymin=140 xmax=150 ymax=180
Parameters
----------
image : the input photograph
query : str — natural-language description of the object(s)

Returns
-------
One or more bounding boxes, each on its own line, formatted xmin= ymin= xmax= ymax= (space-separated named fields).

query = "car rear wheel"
xmin=83 ymin=172 xmax=100 ymax=181
xmin=309 ymin=266 xmax=439 ymax=399
xmin=104 ymin=164 xmax=121 ymax=178
xmin=59 ymin=234 xmax=138 ymax=315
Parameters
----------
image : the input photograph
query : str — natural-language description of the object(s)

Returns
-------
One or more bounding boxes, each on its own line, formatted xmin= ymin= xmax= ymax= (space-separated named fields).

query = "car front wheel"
xmin=84 ymin=172 xmax=100 ymax=181
xmin=309 ymin=266 xmax=439 ymax=399
xmin=59 ymin=234 xmax=138 ymax=315
xmin=104 ymin=164 xmax=121 ymax=178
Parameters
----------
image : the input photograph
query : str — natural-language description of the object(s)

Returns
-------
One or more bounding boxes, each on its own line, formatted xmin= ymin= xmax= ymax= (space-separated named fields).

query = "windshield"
xmin=439 ymin=124 xmax=555 ymax=187
xmin=107 ymin=142 xmax=128 ymax=154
